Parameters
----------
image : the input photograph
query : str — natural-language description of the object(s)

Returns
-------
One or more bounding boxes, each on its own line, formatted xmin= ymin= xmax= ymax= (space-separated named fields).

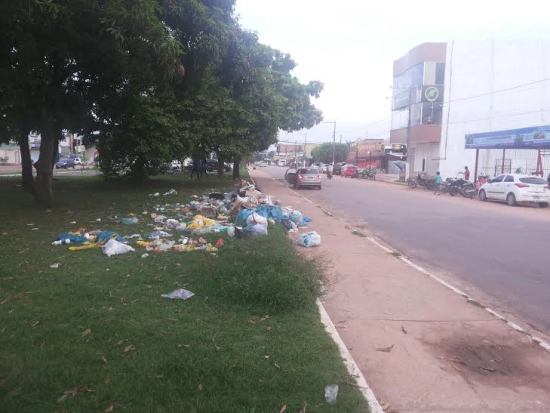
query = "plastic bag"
xmin=246 ymin=212 xmax=268 ymax=227
xmin=121 ymin=217 xmax=139 ymax=225
xmin=247 ymin=223 xmax=268 ymax=236
xmin=161 ymin=288 xmax=194 ymax=300
xmin=289 ymin=210 xmax=304 ymax=226
xmin=235 ymin=209 xmax=255 ymax=227
xmin=324 ymin=384 xmax=339 ymax=405
xmin=297 ymin=231 xmax=321 ymax=247
xmin=102 ymin=239 xmax=135 ymax=256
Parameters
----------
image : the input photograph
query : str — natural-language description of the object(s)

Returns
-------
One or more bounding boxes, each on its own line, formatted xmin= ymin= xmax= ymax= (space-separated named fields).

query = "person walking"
xmin=464 ymin=166 xmax=470 ymax=181
xmin=434 ymin=171 xmax=443 ymax=195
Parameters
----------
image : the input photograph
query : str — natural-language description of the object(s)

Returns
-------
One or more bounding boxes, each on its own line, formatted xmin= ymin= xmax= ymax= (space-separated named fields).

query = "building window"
xmin=391 ymin=108 xmax=409 ymax=130
xmin=435 ymin=63 xmax=445 ymax=84
xmin=393 ymin=63 xmax=424 ymax=91
xmin=421 ymin=102 xmax=443 ymax=125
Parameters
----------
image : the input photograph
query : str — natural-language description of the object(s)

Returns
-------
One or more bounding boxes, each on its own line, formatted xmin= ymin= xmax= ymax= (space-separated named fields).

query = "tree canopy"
xmin=0 ymin=0 xmax=323 ymax=206
xmin=311 ymin=143 xmax=349 ymax=164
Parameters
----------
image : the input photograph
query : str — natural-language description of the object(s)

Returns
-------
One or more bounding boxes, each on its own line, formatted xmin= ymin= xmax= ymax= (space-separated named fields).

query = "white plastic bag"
xmin=297 ymin=231 xmax=321 ymax=247
xmin=102 ymin=239 xmax=135 ymax=256
xmin=161 ymin=288 xmax=194 ymax=301
xmin=246 ymin=212 xmax=268 ymax=226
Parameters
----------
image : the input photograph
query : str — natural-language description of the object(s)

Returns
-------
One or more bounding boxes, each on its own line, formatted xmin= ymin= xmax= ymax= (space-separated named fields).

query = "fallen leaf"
xmin=279 ymin=404 xmax=287 ymax=413
xmin=81 ymin=328 xmax=92 ymax=337
xmin=376 ymin=344 xmax=394 ymax=353
xmin=123 ymin=344 xmax=136 ymax=353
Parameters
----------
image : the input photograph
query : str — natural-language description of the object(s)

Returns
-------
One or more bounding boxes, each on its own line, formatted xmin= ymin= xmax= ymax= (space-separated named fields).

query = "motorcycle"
xmin=445 ymin=178 xmax=475 ymax=198
xmin=407 ymin=173 xmax=436 ymax=190
xmin=359 ymin=168 xmax=376 ymax=180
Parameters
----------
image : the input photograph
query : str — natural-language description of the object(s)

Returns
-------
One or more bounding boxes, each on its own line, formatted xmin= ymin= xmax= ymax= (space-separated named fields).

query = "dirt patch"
xmin=429 ymin=335 xmax=550 ymax=391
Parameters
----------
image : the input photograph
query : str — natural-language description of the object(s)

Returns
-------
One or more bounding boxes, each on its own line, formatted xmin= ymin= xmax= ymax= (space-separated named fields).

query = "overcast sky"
xmin=235 ymin=0 xmax=550 ymax=144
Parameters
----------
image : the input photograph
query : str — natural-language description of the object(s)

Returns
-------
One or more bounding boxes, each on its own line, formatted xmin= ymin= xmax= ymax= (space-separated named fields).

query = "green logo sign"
xmin=424 ymin=86 xmax=440 ymax=102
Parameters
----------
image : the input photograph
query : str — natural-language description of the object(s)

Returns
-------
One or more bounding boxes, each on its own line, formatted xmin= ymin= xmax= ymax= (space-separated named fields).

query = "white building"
xmin=438 ymin=40 xmax=550 ymax=179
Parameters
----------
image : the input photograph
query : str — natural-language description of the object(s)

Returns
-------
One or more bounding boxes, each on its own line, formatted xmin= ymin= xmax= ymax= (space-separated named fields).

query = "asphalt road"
xmin=260 ymin=166 xmax=550 ymax=335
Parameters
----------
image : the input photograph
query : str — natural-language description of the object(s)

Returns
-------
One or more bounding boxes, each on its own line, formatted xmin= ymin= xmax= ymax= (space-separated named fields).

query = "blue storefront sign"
xmin=465 ymin=125 xmax=550 ymax=149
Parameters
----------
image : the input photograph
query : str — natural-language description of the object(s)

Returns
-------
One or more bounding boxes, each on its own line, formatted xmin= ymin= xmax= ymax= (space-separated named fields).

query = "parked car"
xmin=69 ymin=156 xmax=82 ymax=166
xmin=285 ymin=167 xmax=322 ymax=189
xmin=296 ymin=167 xmax=322 ymax=189
xmin=341 ymin=164 xmax=358 ymax=178
xmin=55 ymin=158 xmax=75 ymax=169
xmin=478 ymin=174 xmax=550 ymax=207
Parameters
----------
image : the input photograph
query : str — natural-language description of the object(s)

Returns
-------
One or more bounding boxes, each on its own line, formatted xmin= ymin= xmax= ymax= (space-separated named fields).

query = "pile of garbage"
xmin=50 ymin=181 xmax=318 ymax=257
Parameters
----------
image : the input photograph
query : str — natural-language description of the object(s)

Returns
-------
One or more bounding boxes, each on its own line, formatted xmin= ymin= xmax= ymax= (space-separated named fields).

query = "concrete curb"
xmin=317 ymin=300 xmax=384 ymax=413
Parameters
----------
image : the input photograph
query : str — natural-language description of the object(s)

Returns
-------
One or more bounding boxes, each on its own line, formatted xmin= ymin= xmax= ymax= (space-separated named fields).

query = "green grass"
xmin=0 ymin=175 xmax=368 ymax=412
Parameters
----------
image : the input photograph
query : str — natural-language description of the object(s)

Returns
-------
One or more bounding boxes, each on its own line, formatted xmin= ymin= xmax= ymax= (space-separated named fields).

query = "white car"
xmin=478 ymin=174 xmax=550 ymax=207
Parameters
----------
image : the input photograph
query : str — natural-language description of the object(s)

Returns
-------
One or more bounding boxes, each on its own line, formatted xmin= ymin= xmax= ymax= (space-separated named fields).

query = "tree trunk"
xmin=19 ymin=133 xmax=35 ymax=195
xmin=217 ymin=155 xmax=224 ymax=176
xmin=232 ymin=156 xmax=240 ymax=180
xmin=34 ymin=131 xmax=55 ymax=208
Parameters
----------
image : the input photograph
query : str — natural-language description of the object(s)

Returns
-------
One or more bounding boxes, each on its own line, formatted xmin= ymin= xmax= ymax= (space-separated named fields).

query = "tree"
xmin=0 ymin=0 xmax=181 ymax=206
xmin=311 ymin=143 xmax=349 ymax=164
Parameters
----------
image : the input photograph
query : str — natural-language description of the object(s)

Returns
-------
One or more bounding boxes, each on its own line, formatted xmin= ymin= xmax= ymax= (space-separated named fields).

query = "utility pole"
xmin=322 ymin=121 xmax=337 ymax=166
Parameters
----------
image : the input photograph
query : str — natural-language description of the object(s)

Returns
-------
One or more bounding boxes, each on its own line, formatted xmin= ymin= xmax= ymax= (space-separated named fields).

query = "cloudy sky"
xmin=235 ymin=0 xmax=550 ymax=144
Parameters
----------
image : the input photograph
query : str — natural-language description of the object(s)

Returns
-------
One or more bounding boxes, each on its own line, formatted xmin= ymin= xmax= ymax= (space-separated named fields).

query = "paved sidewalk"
xmin=251 ymin=168 xmax=550 ymax=413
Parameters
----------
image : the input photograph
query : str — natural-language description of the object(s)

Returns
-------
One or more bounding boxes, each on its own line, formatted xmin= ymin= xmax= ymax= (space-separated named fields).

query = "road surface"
xmin=260 ymin=165 xmax=550 ymax=335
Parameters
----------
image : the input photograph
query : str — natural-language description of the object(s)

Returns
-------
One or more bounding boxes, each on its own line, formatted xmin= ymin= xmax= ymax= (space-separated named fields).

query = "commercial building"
xmin=390 ymin=42 xmax=446 ymax=175
xmin=438 ymin=40 xmax=550 ymax=179
xmin=391 ymin=40 xmax=550 ymax=179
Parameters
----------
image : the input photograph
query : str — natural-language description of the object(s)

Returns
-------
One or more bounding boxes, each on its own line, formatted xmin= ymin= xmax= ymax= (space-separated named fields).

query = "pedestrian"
xmin=434 ymin=171 xmax=442 ymax=195
xmin=190 ymin=159 xmax=201 ymax=179
xmin=464 ymin=166 xmax=470 ymax=181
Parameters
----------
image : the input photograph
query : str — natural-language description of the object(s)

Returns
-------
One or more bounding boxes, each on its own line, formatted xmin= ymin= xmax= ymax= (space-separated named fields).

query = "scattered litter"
xmin=324 ymin=384 xmax=339 ymax=405
xmin=297 ymin=231 xmax=321 ymax=247
xmin=352 ymin=229 xmax=366 ymax=237
xmin=150 ymin=192 xmax=160 ymax=197
xmin=161 ymin=288 xmax=194 ymax=301
xmin=163 ymin=189 xmax=177 ymax=196
xmin=376 ymin=344 xmax=394 ymax=353
xmin=96 ymin=218 xmax=102 ymax=222
xmin=102 ymin=239 xmax=135 ymax=257
xmin=141 ymin=253 xmax=149 ymax=258
xmin=401 ymin=326 xmax=408 ymax=334
xmin=70 ymin=221 xmax=77 ymax=224
xmin=31 ymin=227 xmax=39 ymax=231
xmin=49 ymin=263 xmax=60 ymax=269
xmin=121 ymin=217 xmax=139 ymax=225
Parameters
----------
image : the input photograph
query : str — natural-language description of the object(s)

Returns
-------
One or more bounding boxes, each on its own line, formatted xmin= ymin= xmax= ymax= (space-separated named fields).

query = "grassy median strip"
xmin=0 ymin=176 xmax=368 ymax=412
